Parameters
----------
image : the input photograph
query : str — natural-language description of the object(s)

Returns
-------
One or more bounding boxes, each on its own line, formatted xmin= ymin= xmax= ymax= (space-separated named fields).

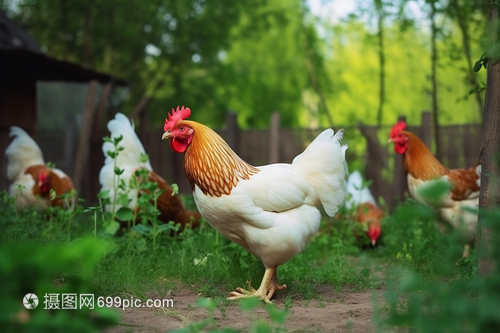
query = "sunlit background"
xmin=1 ymin=0 xmax=487 ymax=131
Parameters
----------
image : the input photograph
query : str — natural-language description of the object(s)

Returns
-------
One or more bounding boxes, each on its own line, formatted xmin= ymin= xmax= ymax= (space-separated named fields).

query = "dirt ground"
xmin=104 ymin=285 xmax=381 ymax=333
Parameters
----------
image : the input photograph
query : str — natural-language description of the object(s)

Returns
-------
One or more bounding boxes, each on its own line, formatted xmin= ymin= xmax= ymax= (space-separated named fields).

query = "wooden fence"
xmin=0 ymin=111 xmax=482 ymax=210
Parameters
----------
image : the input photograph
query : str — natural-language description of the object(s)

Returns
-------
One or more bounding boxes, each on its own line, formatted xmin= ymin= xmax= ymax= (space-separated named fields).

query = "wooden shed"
xmin=0 ymin=10 xmax=127 ymax=197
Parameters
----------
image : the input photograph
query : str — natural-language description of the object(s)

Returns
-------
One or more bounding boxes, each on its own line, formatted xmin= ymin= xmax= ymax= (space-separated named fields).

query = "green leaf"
xmin=49 ymin=189 xmax=57 ymax=201
xmin=135 ymin=168 xmax=149 ymax=178
xmin=156 ymin=223 xmax=176 ymax=233
xmin=141 ymin=182 xmax=158 ymax=192
xmin=171 ymin=183 xmax=179 ymax=196
xmin=473 ymin=61 xmax=482 ymax=72
xmin=265 ymin=303 xmax=288 ymax=324
xmin=104 ymin=220 xmax=120 ymax=235
xmin=238 ymin=297 xmax=261 ymax=311
xmin=252 ymin=319 xmax=271 ymax=332
xmin=417 ymin=179 xmax=452 ymax=205
xmin=117 ymin=193 xmax=131 ymax=207
xmin=132 ymin=224 xmax=152 ymax=235
xmin=195 ymin=298 xmax=217 ymax=311
xmin=114 ymin=167 xmax=124 ymax=176
xmin=140 ymin=153 xmax=149 ymax=163
xmin=115 ymin=207 xmax=134 ymax=221
xmin=114 ymin=135 xmax=123 ymax=144
xmin=84 ymin=206 xmax=100 ymax=213
xmin=106 ymin=151 xmax=116 ymax=158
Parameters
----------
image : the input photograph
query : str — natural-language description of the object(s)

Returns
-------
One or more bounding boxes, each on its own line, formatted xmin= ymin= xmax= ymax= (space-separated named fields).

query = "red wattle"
xmin=395 ymin=142 xmax=407 ymax=155
xmin=170 ymin=138 xmax=189 ymax=153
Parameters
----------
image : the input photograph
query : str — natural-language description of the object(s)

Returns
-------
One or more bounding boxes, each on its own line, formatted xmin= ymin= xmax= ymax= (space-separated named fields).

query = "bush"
xmin=0 ymin=238 xmax=119 ymax=333
xmin=381 ymin=207 xmax=500 ymax=333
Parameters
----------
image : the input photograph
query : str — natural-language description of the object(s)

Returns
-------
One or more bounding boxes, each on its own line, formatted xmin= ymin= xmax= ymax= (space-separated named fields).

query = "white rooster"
xmin=161 ymin=106 xmax=348 ymax=303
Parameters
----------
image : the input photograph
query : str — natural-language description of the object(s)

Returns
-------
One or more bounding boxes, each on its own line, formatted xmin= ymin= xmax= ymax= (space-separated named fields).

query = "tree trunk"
xmin=476 ymin=2 xmax=500 ymax=277
xmin=430 ymin=0 xmax=441 ymax=159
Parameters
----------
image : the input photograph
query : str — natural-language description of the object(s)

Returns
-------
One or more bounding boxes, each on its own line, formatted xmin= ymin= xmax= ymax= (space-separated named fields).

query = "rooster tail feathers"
xmin=102 ymin=113 xmax=153 ymax=171
xmin=292 ymin=129 xmax=349 ymax=217
xmin=5 ymin=126 xmax=45 ymax=181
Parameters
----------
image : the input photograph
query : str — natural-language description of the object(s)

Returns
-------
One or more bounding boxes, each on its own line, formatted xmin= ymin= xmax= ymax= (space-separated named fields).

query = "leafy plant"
xmin=378 ymin=199 xmax=453 ymax=273
xmin=382 ymin=209 xmax=500 ymax=333
xmin=0 ymin=237 xmax=119 ymax=333
xmin=99 ymin=135 xmax=179 ymax=250
xmin=46 ymin=189 xmax=82 ymax=241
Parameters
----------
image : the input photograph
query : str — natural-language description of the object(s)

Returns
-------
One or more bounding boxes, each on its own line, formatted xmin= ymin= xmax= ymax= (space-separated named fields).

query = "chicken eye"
xmin=180 ymin=126 xmax=185 ymax=131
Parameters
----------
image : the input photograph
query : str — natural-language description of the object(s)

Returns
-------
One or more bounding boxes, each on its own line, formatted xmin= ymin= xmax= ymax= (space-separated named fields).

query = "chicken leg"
xmin=462 ymin=244 xmax=471 ymax=258
xmin=227 ymin=266 xmax=286 ymax=304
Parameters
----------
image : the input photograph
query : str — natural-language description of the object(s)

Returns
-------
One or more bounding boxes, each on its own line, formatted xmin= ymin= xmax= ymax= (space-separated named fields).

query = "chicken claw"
xmin=227 ymin=267 xmax=286 ymax=304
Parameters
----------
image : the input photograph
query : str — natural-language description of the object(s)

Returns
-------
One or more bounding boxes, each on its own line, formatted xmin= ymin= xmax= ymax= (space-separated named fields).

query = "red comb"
xmin=38 ymin=171 xmax=49 ymax=183
xmin=389 ymin=120 xmax=406 ymax=138
xmin=164 ymin=106 xmax=191 ymax=131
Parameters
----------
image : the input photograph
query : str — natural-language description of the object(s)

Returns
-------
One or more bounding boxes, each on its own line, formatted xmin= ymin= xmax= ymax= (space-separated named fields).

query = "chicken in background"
xmin=99 ymin=113 xmax=201 ymax=231
xmin=162 ymin=106 xmax=348 ymax=303
xmin=388 ymin=120 xmax=480 ymax=258
xmin=345 ymin=170 xmax=383 ymax=247
xmin=5 ymin=126 xmax=75 ymax=210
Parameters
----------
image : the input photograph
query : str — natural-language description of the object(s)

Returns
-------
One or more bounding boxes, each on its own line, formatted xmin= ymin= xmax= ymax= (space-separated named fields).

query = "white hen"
xmin=99 ymin=113 xmax=152 ymax=213
xmin=162 ymin=106 xmax=349 ymax=303
xmin=5 ymin=126 xmax=75 ymax=209
xmin=99 ymin=113 xmax=202 ymax=229
xmin=345 ymin=170 xmax=376 ymax=210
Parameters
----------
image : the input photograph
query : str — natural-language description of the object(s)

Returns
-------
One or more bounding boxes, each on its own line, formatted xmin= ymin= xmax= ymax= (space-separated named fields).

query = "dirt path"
xmin=104 ymin=286 xmax=380 ymax=332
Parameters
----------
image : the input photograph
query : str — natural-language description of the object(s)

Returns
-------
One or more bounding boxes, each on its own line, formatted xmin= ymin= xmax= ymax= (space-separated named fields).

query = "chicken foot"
xmin=227 ymin=266 xmax=286 ymax=304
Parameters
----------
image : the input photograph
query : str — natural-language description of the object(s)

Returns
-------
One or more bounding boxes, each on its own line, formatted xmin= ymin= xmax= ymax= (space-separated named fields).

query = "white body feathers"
xmin=345 ymin=170 xmax=376 ymax=210
xmin=193 ymin=129 xmax=349 ymax=268
xmin=6 ymin=126 xmax=45 ymax=182
xmin=99 ymin=113 xmax=153 ymax=212
xmin=408 ymin=164 xmax=481 ymax=246
xmin=5 ymin=126 xmax=72 ymax=208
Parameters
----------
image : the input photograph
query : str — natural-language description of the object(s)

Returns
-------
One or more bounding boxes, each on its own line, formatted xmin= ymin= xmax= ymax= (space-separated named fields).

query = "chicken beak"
xmin=387 ymin=138 xmax=394 ymax=144
xmin=162 ymin=131 xmax=171 ymax=140
xmin=371 ymin=239 xmax=377 ymax=246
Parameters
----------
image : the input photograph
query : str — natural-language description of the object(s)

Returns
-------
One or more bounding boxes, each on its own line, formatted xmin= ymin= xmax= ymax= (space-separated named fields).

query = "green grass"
xmin=1 ymin=183 xmax=498 ymax=332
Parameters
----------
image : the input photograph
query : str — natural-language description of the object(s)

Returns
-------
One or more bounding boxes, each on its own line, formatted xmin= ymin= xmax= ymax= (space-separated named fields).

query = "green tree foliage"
xmin=215 ymin=0 xmax=315 ymax=128
xmin=3 ymin=0 xmax=271 ymax=126
xmin=0 ymin=0 xmax=488 ymax=128
xmin=321 ymin=15 xmax=485 ymax=126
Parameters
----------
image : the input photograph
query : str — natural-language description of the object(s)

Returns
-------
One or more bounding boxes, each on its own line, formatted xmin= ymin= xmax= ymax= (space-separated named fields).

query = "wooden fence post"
xmin=358 ymin=122 xmax=389 ymax=208
xmin=269 ymin=112 xmax=280 ymax=164
xmin=226 ymin=112 xmax=238 ymax=152
xmin=91 ymin=82 xmax=114 ymax=144
xmin=72 ymin=80 xmax=98 ymax=195
xmin=88 ymin=82 xmax=114 ymax=204
xmin=421 ymin=111 xmax=432 ymax=148
xmin=63 ymin=115 xmax=77 ymax=173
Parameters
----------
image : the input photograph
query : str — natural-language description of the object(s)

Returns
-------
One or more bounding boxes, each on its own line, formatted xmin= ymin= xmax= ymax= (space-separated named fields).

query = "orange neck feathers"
xmin=183 ymin=121 xmax=260 ymax=197
xmin=401 ymin=131 xmax=447 ymax=180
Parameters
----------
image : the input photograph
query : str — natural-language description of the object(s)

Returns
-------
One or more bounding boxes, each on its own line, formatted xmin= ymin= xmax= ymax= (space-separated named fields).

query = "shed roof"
xmin=0 ymin=9 xmax=127 ymax=86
